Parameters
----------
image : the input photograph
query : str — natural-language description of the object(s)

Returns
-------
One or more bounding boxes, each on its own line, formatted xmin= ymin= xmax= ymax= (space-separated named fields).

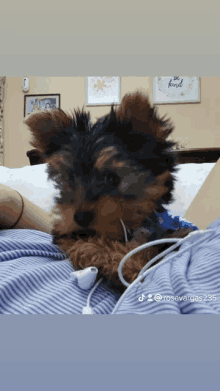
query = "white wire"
xmin=87 ymin=277 xmax=103 ymax=308
xmin=82 ymin=219 xmax=216 ymax=314
xmin=138 ymin=240 xmax=183 ymax=278
xmin=112 ymin=229 xmax=216 ymax=314
xmin=118 ymin=238 xmax=182 ymax=288
xmin=83 ymin=220 xmax=126 ymax=313
xmin=120 ymin=219 xmax=128 ymax=243
xmin=82 ymin=220 xmax=128 ymax=313
xmin=119 ymin=219 xmax=181 ymax=285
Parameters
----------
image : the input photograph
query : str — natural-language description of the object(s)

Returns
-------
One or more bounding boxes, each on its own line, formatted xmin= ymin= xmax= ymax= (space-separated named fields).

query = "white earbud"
xmin=70 ymin=267 xmax=98 ymax=290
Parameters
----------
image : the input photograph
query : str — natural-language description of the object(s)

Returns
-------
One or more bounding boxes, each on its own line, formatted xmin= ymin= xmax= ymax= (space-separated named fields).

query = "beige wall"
xmin=2 ymin=77 xmax=220 ymax=168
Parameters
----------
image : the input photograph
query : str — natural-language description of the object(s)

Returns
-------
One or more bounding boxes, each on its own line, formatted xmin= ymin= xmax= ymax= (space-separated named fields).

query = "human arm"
xmin=0 ymin=184 xmax=53 ymax=234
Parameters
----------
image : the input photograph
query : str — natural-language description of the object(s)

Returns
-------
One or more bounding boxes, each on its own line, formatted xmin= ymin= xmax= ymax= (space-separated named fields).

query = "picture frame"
xmin=153 ymin=77 xmax=201 ymax=104
xmin=24 ymin=94 xmax=60 ymax=117
xmin=86 ymin=77 xmax=120 ymax=106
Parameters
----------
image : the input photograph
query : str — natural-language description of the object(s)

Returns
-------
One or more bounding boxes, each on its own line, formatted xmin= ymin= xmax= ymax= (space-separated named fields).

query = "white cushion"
xmin=0 ymin=164 xmax=59 ymax=212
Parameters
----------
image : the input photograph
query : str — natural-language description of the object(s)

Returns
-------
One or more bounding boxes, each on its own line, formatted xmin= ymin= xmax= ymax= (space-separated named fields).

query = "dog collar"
xmin=120 ymin=210 xmax=198 ymax=244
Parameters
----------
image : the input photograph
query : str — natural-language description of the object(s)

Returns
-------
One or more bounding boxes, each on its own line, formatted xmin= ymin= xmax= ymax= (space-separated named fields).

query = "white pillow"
xmin=166 ymin=163 xmax=216 ymax=217
xmin=0 ymin=164 xmax=59 ymax=212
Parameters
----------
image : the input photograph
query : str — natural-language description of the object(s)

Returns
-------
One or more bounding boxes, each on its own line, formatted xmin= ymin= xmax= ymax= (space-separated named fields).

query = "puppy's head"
xmin=24 ymin=92 xmax=178 ymax=241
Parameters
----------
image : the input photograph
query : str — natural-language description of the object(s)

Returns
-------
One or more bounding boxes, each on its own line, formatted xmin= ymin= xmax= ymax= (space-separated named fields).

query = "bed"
xmin=0 ymin=147 xmax=220 ymax=315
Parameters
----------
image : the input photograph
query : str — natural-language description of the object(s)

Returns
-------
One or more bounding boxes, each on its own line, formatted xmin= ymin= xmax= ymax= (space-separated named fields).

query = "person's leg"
xmin=0 ymin=184 xmax=53 ymax=234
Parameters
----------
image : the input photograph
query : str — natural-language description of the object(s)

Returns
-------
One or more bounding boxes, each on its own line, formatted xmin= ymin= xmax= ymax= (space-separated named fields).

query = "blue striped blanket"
xmin=0 ymin=216 xmax=220 ymax=314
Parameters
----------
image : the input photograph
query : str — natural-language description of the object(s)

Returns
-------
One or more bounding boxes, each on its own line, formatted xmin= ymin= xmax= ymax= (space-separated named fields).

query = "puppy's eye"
xmin=105 ymin=173 xmax=120 ymax=187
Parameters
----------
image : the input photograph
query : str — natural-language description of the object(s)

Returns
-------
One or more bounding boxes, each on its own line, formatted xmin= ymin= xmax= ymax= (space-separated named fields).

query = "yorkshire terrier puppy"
xmin=25 ymin=91 xmax=193 ymax=294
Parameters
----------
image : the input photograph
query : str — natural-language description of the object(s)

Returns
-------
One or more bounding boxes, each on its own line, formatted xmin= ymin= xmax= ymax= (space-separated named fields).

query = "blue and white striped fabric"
xmin=115 ymin=217 xmax=220 ymax=314
xmin=0 ymin=229 xmax=120 ymax=314
xmin=0 ymin=216 xmax=220 ymax=315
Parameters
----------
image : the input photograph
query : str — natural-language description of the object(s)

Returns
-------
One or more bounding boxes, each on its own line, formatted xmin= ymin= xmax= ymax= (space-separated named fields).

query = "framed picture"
xmin=153 ymin=77 xmax=201 ymax=104
xmin=86 ymin=77 xmax=120 ymax=105
xmin=24 ymin=94 xmax=60 ymax=117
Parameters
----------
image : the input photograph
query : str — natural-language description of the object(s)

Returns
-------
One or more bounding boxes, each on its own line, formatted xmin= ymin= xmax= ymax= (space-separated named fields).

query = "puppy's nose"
xmin=74 ymin=211 xmax=95 ymax=228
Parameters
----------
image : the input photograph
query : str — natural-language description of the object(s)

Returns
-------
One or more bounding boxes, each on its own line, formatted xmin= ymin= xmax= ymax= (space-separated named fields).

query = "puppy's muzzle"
xmin=73 ymin=211 xmax=96 ymax=240
xmin=71 ymin=229 xmax=97 ymax=240
xmin=74 ymin=211 xmax=95 ymax=227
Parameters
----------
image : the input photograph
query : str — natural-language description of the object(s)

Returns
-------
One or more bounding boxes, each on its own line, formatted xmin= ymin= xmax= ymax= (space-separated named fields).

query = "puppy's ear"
xmin=115 ymin=91 xmax=174 ymax=143
xmin=24 ymin=109 xmax=73 ymax=156
xmin=24 ymin=108 xmax=91 ymax=157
